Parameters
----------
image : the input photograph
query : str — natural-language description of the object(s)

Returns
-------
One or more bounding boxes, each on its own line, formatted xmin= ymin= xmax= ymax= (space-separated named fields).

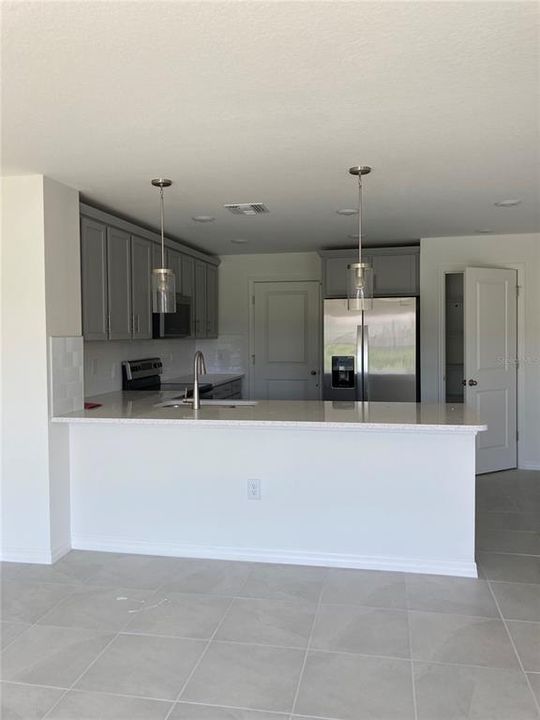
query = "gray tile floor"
xmin=1 ymin=468 xmax=539 ymax=719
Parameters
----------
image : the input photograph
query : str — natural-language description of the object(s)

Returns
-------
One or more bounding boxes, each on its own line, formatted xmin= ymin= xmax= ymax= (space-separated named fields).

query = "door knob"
xmin=310 ymin=370 xmax=317 ymax=376
xmin=468 ymin=379 xmax=478 ymax=386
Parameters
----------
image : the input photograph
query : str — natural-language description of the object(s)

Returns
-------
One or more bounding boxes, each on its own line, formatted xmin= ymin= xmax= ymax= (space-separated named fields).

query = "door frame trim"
xmin=437 ymin=263 xmax=524 ymax=469
xmin=248 ymin=277 xmax=322 ymax=400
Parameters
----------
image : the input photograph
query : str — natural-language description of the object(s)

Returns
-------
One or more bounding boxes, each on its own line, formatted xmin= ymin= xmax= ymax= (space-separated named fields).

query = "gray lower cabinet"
xmin=206 ymin=265 xmax=218 ymax=338
xmin=320 ymin=247 xmax=419 ymax=298
xmin=107 ymin=227 xmax=132 ymax=340
xmin=131 ymin=235 xmax=153 ymax=339
xmin=81 ymin=217 xmax=108 ymax=340
xmin=194 ymin=260 xmax=207 ymax=338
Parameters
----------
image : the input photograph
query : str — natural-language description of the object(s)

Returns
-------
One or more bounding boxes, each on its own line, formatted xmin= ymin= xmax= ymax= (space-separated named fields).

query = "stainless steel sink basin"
xmin=155 ymin=399 xmax=258 ymax=409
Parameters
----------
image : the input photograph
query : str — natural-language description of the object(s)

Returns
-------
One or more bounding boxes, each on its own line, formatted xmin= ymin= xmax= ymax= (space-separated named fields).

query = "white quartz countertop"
xmin=161 ymin=373 xmax=244 ymax=388
xmin=52 ymin=392 xmax=487 ymax=433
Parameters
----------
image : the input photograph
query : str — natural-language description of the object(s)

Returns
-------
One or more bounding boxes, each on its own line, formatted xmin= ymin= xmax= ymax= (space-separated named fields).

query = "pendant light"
xmin=151 ymin=178 xmax=176 ymax=313
xmin=347 ymin=166 xmax=373 ymax=312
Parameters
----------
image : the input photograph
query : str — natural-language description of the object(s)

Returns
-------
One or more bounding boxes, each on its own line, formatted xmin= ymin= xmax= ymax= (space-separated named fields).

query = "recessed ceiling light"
xmin=192 ymin=215 xmax=215 ymax=223
xmin=231 ymin=238 xmax=249 ymax=244
xmin=494 ymin=199 xmax=522 ymax=207
xmin=475 ymin=228 xmax=493 ymax=234
xmin=336 ymin=209 xmax=358 ymax=216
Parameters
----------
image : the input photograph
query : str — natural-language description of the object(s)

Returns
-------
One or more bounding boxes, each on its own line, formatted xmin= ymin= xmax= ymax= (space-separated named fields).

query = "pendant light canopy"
xmin=151 ymin=178 xmax=176 ymax=314
xmin=347 ymin=166 xmax=373 ymax=312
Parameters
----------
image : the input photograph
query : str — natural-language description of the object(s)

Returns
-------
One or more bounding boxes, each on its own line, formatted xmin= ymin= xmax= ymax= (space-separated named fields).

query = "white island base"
xmin=60 ymin=400 xmax=485 ymax=578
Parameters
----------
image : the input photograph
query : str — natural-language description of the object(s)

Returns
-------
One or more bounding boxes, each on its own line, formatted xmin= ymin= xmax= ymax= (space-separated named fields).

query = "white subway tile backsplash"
xmin=83 ymin=338 xmax=196 ymax=396
xmin=48 ymin=336 xmax=84 ymax=415
xmin=83 ymin=335 xmax=248 ymax=398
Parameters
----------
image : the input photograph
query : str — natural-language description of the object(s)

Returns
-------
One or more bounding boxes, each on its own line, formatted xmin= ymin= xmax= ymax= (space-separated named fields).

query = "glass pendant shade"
xmin=347 ymin=261 xmax=373 ymax=312
xmin=152 ymin=267 xmax=176 ymax=313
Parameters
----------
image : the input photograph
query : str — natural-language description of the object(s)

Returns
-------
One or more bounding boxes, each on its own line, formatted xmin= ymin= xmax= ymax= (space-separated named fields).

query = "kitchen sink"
xmin=155 ymin=399 xmax=258 ymax=409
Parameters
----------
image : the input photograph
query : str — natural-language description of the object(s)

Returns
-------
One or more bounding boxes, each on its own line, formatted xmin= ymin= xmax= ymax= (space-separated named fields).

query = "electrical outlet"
xmin=247 ymin=478 xmax=261 ymax=500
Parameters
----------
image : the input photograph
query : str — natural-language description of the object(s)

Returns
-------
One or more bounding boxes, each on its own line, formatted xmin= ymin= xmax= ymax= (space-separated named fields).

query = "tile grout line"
xmin=38 ymin=589 xmax=143 ymax=720
xmin=162 ymin=586 xmax=242 ymax=720
xmin=289 ymin=573 xmax=327 ymax=718
xmin=486 ymin=579 xmax=540 ymax=716
xmin=405 ymin=582 xmax=419 ymax=720
xmin=0 ymin=577 xmax=83 ymax=652
xmin=40 ymin=629 xmax=122 ymax=720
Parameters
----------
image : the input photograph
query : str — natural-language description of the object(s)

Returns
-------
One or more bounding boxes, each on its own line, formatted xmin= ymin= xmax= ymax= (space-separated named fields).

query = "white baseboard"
xmin=71 ymin=535 xmax=478 ymax=578
xmin=51 ymin=542 xmax=72 ymax=563
xmin=0 ymin=542 xmax=71 ymax=565
xmin=519 ymin=462 xmax=540 ymax=471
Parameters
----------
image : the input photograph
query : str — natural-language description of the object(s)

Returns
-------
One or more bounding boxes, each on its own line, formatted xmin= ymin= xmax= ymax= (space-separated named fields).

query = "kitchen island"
xmin=53 ymin=394 xmax=486 ymax=577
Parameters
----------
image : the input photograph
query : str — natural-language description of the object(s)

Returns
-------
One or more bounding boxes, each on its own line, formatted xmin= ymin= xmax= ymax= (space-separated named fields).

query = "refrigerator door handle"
xmin=363 ymin=324 xmax=369 ymax=401
xmin=356 ymin=324 xmax=363 ymax=401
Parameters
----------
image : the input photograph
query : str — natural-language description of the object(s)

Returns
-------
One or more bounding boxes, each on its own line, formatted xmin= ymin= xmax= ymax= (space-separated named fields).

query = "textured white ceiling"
xmin=2 ymin=1 xmax=539 ymax=255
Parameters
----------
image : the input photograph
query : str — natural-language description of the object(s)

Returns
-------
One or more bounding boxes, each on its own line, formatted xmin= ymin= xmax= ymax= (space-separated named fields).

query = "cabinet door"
xmin=323 ymin=254 xmax=372 ymax=299
xmin=152 ymin=243 xmax=162 ymax=270
xmin=107 ymin=226 xmax=132 ymax=339
xmin=194 ymin=260 xmax=207 ymax=338
xmin=166 ymin=248 xmax=183 ymax=295
xmin=131 ymin=235 xmax=152 ymax=339
xmin=182 ymin=255 xmax=195 ymax=336
xmin=372 ymin=253 xmax=419 ymax=296
xmin=206 ymin=265 xmax=218 ymax=338
xmin=80 ymin=217 xmax=108 ymax=340
xmin=324 ymin=256 xmax=353 ymax=298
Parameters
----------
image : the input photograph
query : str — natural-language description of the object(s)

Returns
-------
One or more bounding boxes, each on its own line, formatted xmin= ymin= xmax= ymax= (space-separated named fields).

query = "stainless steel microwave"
xmin=152 ymin=294 xmax=192 ymax=338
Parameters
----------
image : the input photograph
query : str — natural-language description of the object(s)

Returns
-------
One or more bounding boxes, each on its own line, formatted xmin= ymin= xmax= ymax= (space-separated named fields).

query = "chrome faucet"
xmin=192 ymin=351 xmax=207 ymax=410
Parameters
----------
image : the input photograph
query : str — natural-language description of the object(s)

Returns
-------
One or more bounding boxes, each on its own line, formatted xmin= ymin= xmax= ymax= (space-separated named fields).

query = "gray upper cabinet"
xmin=182 ymin=255 xmax=195 ymax=335
xmin=81 ymin=217 xmax=108 ymax=340
xmin=206 ymin=265 xmax=218 ymax=338
xmin=372 ymin=251 xmax=418 ymax=296
xmin=320 ymin=247 xmax=419 ymax=298
xmin=194 ymin=260 xmax=207 ymax=338
xmin=166 ymin=248 xmax=183 ymax=295
xmin=107 ymin=227 xmax=132 ymax=340
xmin=131 ymin=235 xmax=153 ymax=339
xmin=182 ymin=254 xmax=194 ymax=298
xmin=80 ymin=204 xmax=219 ymax=342
xmin=323 ymin=253 xmax=372 ymax=298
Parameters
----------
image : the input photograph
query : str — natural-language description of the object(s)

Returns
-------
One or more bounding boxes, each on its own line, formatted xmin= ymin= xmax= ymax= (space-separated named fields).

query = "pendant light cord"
xmin=357 ymin=173 xmax=363 ymax=265
xmin=160 ymin=186 xmax=165 ymax=268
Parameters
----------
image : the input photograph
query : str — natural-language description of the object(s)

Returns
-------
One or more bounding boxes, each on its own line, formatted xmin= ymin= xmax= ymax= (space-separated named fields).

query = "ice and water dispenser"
xmin=331 ymin=356 xmax=355 ymax=389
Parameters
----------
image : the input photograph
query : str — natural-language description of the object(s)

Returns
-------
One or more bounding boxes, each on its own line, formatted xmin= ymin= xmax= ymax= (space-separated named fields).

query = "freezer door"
xmin=363 ymin=298 xmax=417 ymax=402
xmin=323 ymin=299 xmax=363 ymax=401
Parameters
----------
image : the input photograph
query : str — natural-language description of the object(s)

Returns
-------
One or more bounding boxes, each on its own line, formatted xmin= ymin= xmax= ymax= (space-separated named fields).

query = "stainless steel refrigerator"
xmin=323 ymin=298 xmax=418 ymax=402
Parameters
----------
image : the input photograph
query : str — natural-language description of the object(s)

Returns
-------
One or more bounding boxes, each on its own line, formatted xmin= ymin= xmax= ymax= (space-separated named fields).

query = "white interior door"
xmin=252 ymin=281 xmax=320 ymax=400
xmin=464 ymin=267 xmax=517 ymax=474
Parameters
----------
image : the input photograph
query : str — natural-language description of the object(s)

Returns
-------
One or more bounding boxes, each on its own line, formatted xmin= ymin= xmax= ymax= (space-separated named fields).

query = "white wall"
xmin=1 ymin=175 xmax=81 ymax=562
xmin=196 ymin=252 xmax=321 ymax=391
xmin=1 ymin=176 xmax=51 ymax=560
xmin=69 ymin=422 xmax=478 ymax=577
xmin=420 ymin=233 xmax=540 ymax=470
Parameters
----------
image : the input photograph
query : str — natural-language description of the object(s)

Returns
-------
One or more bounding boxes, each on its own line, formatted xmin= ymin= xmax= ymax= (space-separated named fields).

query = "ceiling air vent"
xmin=224 ymin=203 xmax=269 ymax=216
